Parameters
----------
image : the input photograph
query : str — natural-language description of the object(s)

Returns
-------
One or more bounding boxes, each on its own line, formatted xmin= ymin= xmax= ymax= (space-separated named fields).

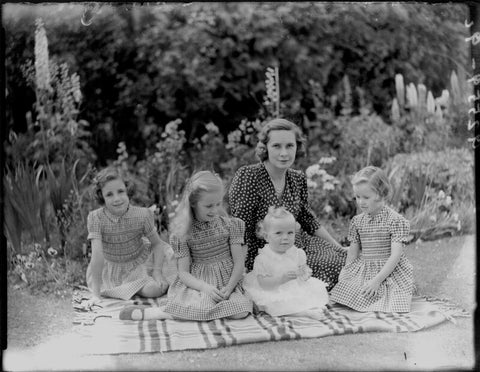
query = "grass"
xmin=4 ymin=234 xmax=476 ymax=371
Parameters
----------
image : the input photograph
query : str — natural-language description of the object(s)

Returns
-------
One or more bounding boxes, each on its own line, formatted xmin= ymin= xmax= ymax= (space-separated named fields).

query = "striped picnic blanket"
xmin=72 ymin=290 xmax=469 ymax=355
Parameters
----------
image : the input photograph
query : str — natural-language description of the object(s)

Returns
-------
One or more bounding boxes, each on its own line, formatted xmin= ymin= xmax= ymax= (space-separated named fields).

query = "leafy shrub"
xmin=386 ymin=148 xmax=474 ymax=240
xmin=334 ymin=107 xmax=402 ymax=174
xmin=9 ymin=243 xmax=89 ymax=293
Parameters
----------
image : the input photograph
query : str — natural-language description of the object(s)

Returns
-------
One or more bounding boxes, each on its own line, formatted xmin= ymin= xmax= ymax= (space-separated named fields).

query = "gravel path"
xmin=3 ymin=235 xmax=475 ymax=371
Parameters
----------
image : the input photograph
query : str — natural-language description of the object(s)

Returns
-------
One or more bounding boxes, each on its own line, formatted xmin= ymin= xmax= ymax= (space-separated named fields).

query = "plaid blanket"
xmin=72 ymin=290 xmax=469 ymax=355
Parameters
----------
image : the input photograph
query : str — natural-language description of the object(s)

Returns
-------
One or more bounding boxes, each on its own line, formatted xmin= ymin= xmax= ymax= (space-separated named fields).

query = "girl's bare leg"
xmin=138 ymin=281 xmax=168 ymax=298
xmin=227 ymin=311 xmax=249 ymax=320
xmin=119 ymin=305 xmax=173 ymax=320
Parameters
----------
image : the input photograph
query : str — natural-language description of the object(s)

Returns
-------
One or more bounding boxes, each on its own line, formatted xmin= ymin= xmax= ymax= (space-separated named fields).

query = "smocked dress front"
xmin=86 ymin=205 xmax=158 ymax=300
xmin=243 ymin=245 xmax=329 ymax=316
xmin=330 ymin=206 xmax=414 ymax=312
xmin=229 ymin=163 xmax=347 ymax=291
xmin=164 ymin=216 xmax=253 ymax=321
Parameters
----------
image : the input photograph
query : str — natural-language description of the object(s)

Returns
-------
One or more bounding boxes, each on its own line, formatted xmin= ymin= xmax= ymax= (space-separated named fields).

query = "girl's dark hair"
xmin=92 ymin=167 xmax=135 ymax=205
xmin=255 ymin=118 xmax=307 ymax=161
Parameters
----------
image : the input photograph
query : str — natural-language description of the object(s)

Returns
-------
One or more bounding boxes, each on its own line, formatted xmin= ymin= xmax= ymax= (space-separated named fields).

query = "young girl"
xmin=330 ymin=166 xmax=414 ymax=313
xmin=119 ymin=171 xmax=252 ymax=321
xmin=86 ymin=167 xmax=170 ymax=306
xmin=242 ymin=206 xmax=329 ymax=319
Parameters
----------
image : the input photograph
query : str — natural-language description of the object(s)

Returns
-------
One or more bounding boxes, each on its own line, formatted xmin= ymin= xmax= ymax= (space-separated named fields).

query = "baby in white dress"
xmin=242 ymin=206 xmax=329 ymax=319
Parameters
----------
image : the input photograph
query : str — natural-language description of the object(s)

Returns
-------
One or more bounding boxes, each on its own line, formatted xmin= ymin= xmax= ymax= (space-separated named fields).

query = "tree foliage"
xmin=4 ymin=3 xmax=469 ymax=162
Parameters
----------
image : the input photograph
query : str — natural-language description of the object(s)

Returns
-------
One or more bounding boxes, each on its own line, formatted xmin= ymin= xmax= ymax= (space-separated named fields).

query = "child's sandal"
xmin=119 ymin=305 xmax=150 ymax=321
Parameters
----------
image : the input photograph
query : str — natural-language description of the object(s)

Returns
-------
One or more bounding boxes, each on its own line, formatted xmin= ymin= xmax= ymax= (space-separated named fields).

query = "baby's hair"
xmin=351 ymin=166 xmax=392 ymax=201
xmin=170 ymin=170 xmax=227 ymax=240
xmin=257 ymin=206 xmax=299 ymax=240
xmin=92 ymin=166 xmax=135 ymax=205
xmin=255 ymin=118 xmax=307 ymax=161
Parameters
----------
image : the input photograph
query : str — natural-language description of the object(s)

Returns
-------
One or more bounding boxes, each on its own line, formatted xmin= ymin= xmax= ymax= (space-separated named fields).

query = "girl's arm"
xmin=177 ymin=255 xmax=223 ymax=302
xmin=88 ymin=238 xmax=104 ymax=301
xmin=148 ymin=231 xmax=169 ymax=283
xmin=345 ymin=242 xmax=360 ymax=265
xmin=219 ymin=243 xmax=245 ymax=299
xmin=361 ymin=242 xmax=403 ymax=296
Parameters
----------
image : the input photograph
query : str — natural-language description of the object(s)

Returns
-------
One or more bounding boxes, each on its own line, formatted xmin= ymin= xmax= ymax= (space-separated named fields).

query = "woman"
xmin=228 ymin=118 xmax=347 ymax=291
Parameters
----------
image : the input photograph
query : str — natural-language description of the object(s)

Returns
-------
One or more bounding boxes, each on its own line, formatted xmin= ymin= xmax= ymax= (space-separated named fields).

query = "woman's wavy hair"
xmin=92 ymin=166 xmax=136 ymax=205
xmin=255 ymin=118 xmax=307 ymax=161
xmin=169 ymin=170 xmax=227 ymax=240
xmin=351 ymin=166 xmax=392 ymax=202
xmin=256 ymin=206 xmax=300 ymax=240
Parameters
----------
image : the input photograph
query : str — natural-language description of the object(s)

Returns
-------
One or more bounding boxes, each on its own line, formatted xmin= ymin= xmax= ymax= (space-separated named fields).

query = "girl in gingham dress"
xmin=330 ymin=166 xmax=414 ymax=313
xmin=120 ymin=171 xmax=252 ymax=321
xmin=86 ymin=167 xmax=170 ymax=307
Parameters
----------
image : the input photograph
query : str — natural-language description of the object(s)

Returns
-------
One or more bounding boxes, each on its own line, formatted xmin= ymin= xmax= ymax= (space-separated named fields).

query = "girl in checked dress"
xmin=330 ymin=166 xmax=414 ymax=312
xmin=86 ymin=167 xmax=170 ymax=307
xmin=120 ymin=171 xmax=252 ymax=320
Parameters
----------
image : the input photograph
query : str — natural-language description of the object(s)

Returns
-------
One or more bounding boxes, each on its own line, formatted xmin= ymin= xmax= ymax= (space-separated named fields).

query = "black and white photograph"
xmin=2 ymin=2 xmax=477 ymax=371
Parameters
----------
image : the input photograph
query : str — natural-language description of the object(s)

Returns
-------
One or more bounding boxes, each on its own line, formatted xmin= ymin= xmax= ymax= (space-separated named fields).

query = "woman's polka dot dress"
xmin=229 ymin=162 xmax=347 ymax=291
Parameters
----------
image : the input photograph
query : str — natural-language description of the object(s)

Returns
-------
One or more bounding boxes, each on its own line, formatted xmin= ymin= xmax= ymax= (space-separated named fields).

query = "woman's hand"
xmin=361 ymin=278 xmax=381 ymax=298
xmin=202 ymin=284 xmax=224 ymax=302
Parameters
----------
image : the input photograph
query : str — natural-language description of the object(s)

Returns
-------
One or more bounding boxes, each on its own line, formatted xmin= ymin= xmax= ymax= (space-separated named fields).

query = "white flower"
xmin=305 ymin=164 xmax=321 ymax=179
xmin=34 ymin=19 xmax=51 ymax=91
xmin=445 ymin=196 xmax=452 ymax=206
xmin=429 ymin=215 xmax=437 ymax=222
xmin=323 ymin=181 xmax=335 ymax=191
xmin=319 ymin=156 xmax=336 ymax=165
xmin=452 ymin=213 xmax=459 ymax=221
xmin=306 ymin=179 xmax=318 ymax=189
xmin=323 ymin=204 xmax=333 ymax=214
xmin=438 ymin=190 xmax=445 ymax=199
xmin=205 ymin=122 xmax=219 ymax=134
xmin=47 ymin=247 xmax=58 ymax=256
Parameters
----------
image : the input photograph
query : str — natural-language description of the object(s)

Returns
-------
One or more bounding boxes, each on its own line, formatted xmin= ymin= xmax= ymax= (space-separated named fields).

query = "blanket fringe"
xmin=416 ymin=295 xmax=471 ymax=318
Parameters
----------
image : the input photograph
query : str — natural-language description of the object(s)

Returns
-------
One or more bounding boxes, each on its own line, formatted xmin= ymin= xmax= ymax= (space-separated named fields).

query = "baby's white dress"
xmin=243 ymin=244 xmax=329 ymax=316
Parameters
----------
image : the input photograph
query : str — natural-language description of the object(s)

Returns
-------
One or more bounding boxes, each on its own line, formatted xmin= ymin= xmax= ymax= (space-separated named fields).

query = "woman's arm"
xmin=345 ymin=242 xmax=360 ymax=264
xmin=361 ymin=242 xmax=403 ymax=297
xmin=314 ymin=225 xmax=344 ymax=249
xmin=220 ymin=243 xmax=245 ymax=298
xmin=177 ymin=255 xmax=223 ymax=302
xmin=88 ymin=239 xmax=104 ymax=300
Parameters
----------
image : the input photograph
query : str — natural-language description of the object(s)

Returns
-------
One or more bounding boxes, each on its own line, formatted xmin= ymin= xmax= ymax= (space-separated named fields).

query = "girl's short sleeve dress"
xmin=242 ymin=245 xmax=329 ymax=316
xmin=330 ymin=206 xmax=414 ymax=312
xmin=164 ymin=216 xmax=253 ymax=321
xmin=86 ymin=205 xmax=158 ymax=300
xmin=229 ymin=162 xmax=346 ymax=290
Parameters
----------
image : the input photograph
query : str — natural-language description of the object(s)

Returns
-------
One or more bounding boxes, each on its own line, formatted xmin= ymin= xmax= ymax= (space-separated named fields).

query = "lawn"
xmin=4 ymin=234 xmax=476 ymax=371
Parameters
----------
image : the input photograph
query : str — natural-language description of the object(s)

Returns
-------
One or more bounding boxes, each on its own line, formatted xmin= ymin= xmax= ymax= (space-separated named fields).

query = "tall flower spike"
xmin=34 ymin=19 xmax=51 ymax=91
